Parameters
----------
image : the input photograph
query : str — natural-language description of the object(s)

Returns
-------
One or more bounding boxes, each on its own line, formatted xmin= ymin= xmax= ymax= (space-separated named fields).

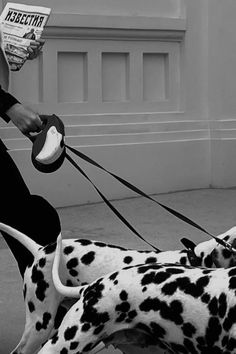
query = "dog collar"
xmin=31 ymin=114 xmax=65 ymax=173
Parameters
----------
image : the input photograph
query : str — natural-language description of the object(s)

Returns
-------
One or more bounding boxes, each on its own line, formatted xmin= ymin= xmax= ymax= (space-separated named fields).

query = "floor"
xmin=1 ymin=188 xmax=236 ymax=353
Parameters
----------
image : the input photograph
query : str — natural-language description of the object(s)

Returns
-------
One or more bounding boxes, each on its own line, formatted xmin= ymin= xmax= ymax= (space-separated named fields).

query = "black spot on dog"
xmin=218 ymin=293 xmax=227 ymax=318
xmin=201 ymin=293 xmax=211 ymax=304
xmin=208 ymin=296 xmax=218 ymax=316
xmin=64 ymin=326 xmax=78 ymax=341
xmin=81 ymin=323 xmax=91 ymax=332
xmin=161 ymin=281 xmax=177 ymax=296
xmin=94 ymin=242 xmax=106 ymax=247
xmin=180 ymin=256 xmax=187 ymax=265
xmin=38 ymin=257 xmax=46 ymax=268
xmin=226 ymin=337 xmax=236 ymax=351
xmin=223 ymin=235 xmax=230 ymax=242
xmin=43 ymin=242 xmax=56 ymax=254
xmin=60 ymin=348 xmax=68 ymax=354
xmin=123 ymin=256 xmax=133 ymax=264
xmin=81 ymin=251 xmax=95 ymax=265
xmin=67 ymin=258 xmax=79 ymax=269
xmin=145 ymin=257 xmax=157 ymax=264
xmin=221 ymin=335 xmax=229 ymax=347
xmin=128 ymin=310 xmax=137 ymax=320
xmin=116 ymin=313 xmax=126 ymax=323
xmin=135 ymin=322 xmax=152 ymax=336
xmin=162 ymin=275 xmax=210 ymax=298
xmin=28 ymin=301 xmax=35 ymax=313
xmin=51 ymin=331 xmax=59 ymax=344
xmin=229 ymin=276 xmax=236 ymax=290
xmin=75 ymin=239 xmax=92 ymax=246
xmin=204 ymin=254 xmax=213 ymax=268
xmin=205 ymin=316 xmax=222 ymax=346
xmin=170 ymin=342 xmax=188 ymax=354
xmin=150 ymin=321 xmax=166 ymax=339
xmin=70 ymin=341 xmax=79 ymax=350
xmin=138 ymin=264 xmax=163 ymax=274
xmin=35 ymin=312 xmax=51 ymax=331
xmin=109 ymin=272 xmax=118 ymax=281
xmin=183 ymin=338 xmax=198 ymax=354
xmin=139 ymin=297 xmax=161 ymax=312
xmin=166 ymin=267 xmax=185 ymax=274
xmin=93 ymin=324 xmax=105 ymax=335
xmin=222 ymin=248 xmax=232 ymax=259
xmin=141 ymin=271 xmax=171 ymax=286
xmin=182 ymin=322 xmax=196 ymax=337
xmin=31 ymin=265 xmax=49 ymax=302
xmin=66 ymin=279 xmax=74 ymax=286
xmin=64 ymin=246 xmax=74 ymax=255
xmin=161 ymin=300 xmax=184 ymax=325
xmin=223 ymin=305 xmax=236 ymax=331
xmin=54 ymin=305 xmax=68 ymax=330
xmin=202 ymin=269 xmax=213 ymax=275
xmin=120 ymin=290 xmax=128 ymax=301
xmin=228 ymin=268 xmax=236 ymax=276
xmin=115 ymin=301 xmax=130 ymax=313
xmin=66 ymin=257 xmax=79 ymax=277
xmin=70 ymin=272 xmax=78 ymax=278
xmin=83 ymin=342 xmax=94 ymax=352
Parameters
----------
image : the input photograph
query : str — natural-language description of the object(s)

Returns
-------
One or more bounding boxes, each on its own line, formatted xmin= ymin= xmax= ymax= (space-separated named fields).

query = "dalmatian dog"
xmin=38 ymin=234 xmax=236 ymax=354
xmin=1 ymin=223 xmax=236 ymax=354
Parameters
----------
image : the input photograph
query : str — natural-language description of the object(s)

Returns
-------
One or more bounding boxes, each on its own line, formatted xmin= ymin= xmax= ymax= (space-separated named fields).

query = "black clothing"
xmin=0 ymin=85 xmax=19 ymax=122
xmin=0 ymin=85 xmax=61 ymax=276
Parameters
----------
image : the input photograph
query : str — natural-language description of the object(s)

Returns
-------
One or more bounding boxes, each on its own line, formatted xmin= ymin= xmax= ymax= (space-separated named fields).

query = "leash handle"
xmin=65 ymin=144 xmax=236 ymax=251
xmin=65 ymin=152 xmax=161 ymax=252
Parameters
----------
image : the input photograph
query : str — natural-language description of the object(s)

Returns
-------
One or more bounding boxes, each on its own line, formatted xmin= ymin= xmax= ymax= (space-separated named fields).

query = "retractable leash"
xmin=30 ymin=115 xmax=160 ymax=252
xmin=30 ymin=114 xmax=236 ymax=254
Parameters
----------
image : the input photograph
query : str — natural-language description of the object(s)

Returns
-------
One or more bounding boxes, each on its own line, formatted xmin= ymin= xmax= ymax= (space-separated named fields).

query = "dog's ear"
xmin=180 ymin=237 xmax=196 ymax=251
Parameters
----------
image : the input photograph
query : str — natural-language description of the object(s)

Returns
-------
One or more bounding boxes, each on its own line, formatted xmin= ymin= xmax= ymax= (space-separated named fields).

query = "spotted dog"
xmin=39 ymin=237 xmax=236 ymax=354
xmin=212 ymin=233 xmax=236 ymax=268
xmin=1 ymin=223 xmax=236 ymax=354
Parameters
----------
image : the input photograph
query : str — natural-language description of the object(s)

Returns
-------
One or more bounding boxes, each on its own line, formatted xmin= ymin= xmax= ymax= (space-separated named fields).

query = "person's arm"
xmin=0 ymin=39 xmax=45 ymax=132
xmin=0 ymin=85 xmax=19 ymax=122
xmin=0 ymin=85 xmax=42 ymax=135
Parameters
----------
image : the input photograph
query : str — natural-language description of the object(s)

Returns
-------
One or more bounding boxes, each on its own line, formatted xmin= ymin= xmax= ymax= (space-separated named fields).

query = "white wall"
xmin=1 ymin=0 xmax=235 ymax=207
xmin=3 ymin=0 xmax=183 ymax=17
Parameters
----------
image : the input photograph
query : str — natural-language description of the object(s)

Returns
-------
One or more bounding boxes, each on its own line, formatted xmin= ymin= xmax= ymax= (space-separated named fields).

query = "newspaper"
xmin=0 ymin=2 xmax=51 ymax=71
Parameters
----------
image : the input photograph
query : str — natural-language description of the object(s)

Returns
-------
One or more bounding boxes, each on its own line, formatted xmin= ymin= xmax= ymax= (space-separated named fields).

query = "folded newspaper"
xmin=0 ymin=2 xmax=51 ymax=71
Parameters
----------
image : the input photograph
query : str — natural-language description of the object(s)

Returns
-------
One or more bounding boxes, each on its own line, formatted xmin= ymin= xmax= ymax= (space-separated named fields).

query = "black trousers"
xmin=0 ymin=140 xmax=61 ymax=276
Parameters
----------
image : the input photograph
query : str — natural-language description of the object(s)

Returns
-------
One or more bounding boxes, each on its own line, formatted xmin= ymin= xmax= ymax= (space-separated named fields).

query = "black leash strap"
xmin=65 ymin=144 xmax=233 ymax=251
xmin=65 ymin=152 xmax=161 ymax=252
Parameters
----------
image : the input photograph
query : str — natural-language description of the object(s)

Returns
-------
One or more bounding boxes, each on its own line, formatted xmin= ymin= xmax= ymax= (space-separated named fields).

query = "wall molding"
xmin=2 ymin=114 xmax=209 ymax=150
xmin=45 ymin=14 xmax=186 ymax=41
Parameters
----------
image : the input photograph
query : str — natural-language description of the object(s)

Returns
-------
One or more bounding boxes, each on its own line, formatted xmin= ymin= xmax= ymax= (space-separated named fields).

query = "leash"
xmin=29 ymin=114 xmax=236 ymax=253
xmin=65 ymin=152 xmax=161 ymax=251
xmin=65 ymin=144 xmax=232 ymax=250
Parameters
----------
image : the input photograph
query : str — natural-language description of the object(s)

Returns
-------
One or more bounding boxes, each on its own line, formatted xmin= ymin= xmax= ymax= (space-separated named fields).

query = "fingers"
xmin=27 ymin=39 xmax=45 ymax=60
xmin=6 ymin=103 xmax=43 ymax=135
xmin=20 ymin=115 xmax=42 ymax=136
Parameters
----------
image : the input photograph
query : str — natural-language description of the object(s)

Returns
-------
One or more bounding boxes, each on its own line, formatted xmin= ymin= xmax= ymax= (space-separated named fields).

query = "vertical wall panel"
xmin=143 ymin=53 xmax=168 ymax=101
xmin=102 ymin=53 xmax=129 ymax=102
xmin=57 ymin=52 xmax=88 ymax=103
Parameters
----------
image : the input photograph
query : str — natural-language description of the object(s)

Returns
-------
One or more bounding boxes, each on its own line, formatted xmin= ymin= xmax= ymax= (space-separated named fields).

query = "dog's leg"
xmin=10 ymin=257 xmax=63 ymax=354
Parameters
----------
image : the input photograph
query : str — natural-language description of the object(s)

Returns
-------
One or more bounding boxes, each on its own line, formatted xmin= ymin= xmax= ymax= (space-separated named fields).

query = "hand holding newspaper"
xmin=0 ymin=2 xmax=51 ymax=71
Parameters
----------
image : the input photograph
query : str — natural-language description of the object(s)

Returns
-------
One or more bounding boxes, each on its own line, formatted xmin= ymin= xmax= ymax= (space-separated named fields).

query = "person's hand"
xmin=27 ymin=38 xmax=45 ymax=60
xmin=6 ymin=103 xmax=42 ymax=135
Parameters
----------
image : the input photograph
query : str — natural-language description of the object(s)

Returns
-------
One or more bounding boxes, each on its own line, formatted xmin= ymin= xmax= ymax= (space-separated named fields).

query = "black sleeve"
xmin=0 ymin=85 xmax=20 ymax=123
